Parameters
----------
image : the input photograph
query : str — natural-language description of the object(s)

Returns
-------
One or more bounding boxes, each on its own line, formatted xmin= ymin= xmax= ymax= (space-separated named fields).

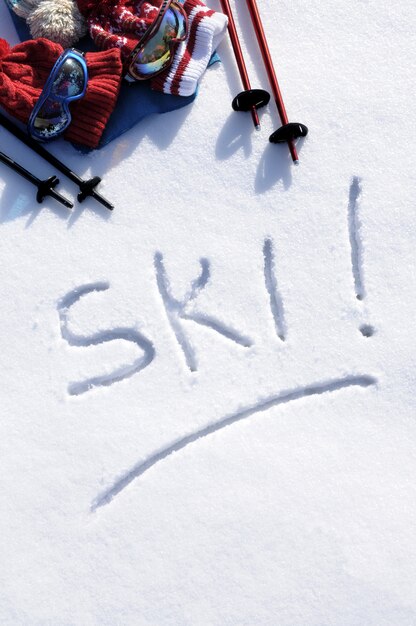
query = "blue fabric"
xmin=6 ymin=4 xmax=220 ymax=150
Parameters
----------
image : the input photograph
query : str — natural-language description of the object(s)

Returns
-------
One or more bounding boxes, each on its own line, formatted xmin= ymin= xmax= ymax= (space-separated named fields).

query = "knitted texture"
xmin=77 ymin=0 xmax=227 ymax=97
xmin=151 ymin=0 xmax=227 ymax=96
xmin=65 ymin=48 xmax=123 ymax=148
xmin=27 ymin=0 xmax=87 ymax=48
xmin=77 ymin=0 xmax=161 ymax=58
xmin=0 ymin=38 xmax=123 ymax=148
xmin=0 ymin=37 xmax=59 ymax=123
xmin=8 ymin=0 xmax=87 ymax=47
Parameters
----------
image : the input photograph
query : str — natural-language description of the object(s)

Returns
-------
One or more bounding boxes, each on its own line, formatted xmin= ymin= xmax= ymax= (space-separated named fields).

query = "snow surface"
xmin=1 ymin=1 xmax=416 ymax=624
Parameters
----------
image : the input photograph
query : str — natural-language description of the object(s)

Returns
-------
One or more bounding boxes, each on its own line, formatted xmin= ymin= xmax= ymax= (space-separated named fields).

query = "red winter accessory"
xmin=0 ymin=38 xmax=123 ymax=148
xmin=67 ymin=48 xmax=123 ymax=147
xmin=77 ymin=0 xmax=159 ymax=56
xmin=77 ymin=0 xmax=228 ymax=97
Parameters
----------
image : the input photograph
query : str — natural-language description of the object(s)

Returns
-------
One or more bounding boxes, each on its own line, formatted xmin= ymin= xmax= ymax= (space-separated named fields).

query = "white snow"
xmin=1 ymin=0 xmax=416 ymax=623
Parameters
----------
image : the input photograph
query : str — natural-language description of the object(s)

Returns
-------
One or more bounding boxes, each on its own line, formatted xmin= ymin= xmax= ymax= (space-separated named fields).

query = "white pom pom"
xmin=27 ymin=0 xmax=87 ymax=48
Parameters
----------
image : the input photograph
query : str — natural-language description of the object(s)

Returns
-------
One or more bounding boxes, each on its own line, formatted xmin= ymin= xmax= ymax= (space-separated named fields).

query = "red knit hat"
xmin=77 ymin=0 xmax=228 ymax=97
xmin=0 ymin=37 xmax=123 ymax=148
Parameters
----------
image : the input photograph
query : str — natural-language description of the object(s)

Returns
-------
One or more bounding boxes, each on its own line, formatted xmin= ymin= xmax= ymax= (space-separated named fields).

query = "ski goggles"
xmin=28 ymin=49 xmax=88 ymax=142
xmin=127 ymin=0 xmax=187 ymax=81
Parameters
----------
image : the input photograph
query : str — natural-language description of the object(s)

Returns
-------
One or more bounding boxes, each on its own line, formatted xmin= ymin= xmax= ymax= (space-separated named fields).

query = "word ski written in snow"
xmin=58 ymin=245 xmax=283 ymax=395
xmin=59 ymin=186 xmax=373 ymax=397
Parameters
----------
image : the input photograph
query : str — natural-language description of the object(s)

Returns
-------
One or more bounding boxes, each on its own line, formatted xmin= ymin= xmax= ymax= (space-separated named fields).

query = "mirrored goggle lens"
xmin=33 ymin=99 xmax=70 ymax=139
xmin=131 ymin=5 xmax=186 ymax=77
xmin=50 ymin=57 xmax=86 ymax=98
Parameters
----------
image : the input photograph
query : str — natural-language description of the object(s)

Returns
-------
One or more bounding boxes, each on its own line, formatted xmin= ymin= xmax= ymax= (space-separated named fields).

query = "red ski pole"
xmin=219 ymin=0 xmax=269 ymax=130
xmin=245 ymin=0 xmax=308 ymax=163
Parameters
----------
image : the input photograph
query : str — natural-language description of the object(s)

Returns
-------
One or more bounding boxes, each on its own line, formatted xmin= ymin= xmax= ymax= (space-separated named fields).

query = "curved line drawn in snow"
xmin=58 ymin=282 xmax=155 ymax=396
xmin=154 ymin=252 xmax=253 ymax=372
xmin=91 ymin=374 xmax=377 ymax=511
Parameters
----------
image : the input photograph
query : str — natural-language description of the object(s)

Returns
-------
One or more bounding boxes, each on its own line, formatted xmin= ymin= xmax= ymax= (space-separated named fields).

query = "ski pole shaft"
xmin=245 ymin=0 xmax=298 ymax=162
xmin=219 ymin=0 xmax=260 ymax=129
xmin=0 ymin=112 xmax=113 ymax=210
xmin=0 ymin=151 xmax=73 ymax=209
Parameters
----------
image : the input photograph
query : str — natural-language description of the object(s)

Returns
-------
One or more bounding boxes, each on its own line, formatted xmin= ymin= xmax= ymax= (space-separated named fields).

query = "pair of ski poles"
xmin=220 ymin=0 xmax=308 ymax=164
xmin=0 ymin=112 xmax=114 ymax=211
